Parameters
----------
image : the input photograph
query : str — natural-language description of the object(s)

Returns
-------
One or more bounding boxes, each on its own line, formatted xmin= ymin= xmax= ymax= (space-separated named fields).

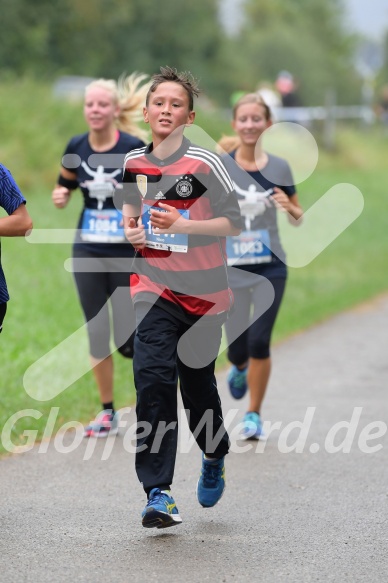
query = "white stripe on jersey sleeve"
xmin=123 ymin=147 xmax=147 ymax=166
xmin=186 ymin=146 xmax=234 ymax=193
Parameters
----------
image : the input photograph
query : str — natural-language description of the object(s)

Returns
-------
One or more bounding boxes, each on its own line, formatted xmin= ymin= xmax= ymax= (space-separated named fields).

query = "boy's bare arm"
xmin=149 ymin=203 xmax=241 ymax=237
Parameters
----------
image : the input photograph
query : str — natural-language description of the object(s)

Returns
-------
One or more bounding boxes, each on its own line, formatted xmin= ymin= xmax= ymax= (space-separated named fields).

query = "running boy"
xmin=122 ymin=66 xmax=242 ymax=528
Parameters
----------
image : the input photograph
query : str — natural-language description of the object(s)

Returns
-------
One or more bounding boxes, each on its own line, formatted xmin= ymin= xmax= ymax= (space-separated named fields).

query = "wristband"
xmin=58 ymin=174 xmax=78 ymax=190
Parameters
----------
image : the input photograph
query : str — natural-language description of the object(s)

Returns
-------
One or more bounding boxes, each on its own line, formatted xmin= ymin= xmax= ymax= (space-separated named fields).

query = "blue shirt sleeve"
xmin=0 ymin=164 xmax=26 ymax=215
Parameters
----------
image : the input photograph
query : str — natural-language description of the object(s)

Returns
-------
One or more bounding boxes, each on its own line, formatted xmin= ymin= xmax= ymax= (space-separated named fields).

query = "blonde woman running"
xmin=52 ymin=73 xmax=149 ymax=437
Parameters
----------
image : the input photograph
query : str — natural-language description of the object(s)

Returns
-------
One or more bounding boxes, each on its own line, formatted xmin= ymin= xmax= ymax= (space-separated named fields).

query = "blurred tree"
xmin=233 ymin=0 xmax=362 ymax=104
xmin=0 ymin=0 xmax=233 ymax=101
xmin=376 ymin=31 xmax=388 ymax=86
xmin=1 ymin=0 xmax=57 ymax=76
xmin=0 ymin=0 xmax=363 ymax=106
xmin=108 ymin=0 xmax=228 ymax=99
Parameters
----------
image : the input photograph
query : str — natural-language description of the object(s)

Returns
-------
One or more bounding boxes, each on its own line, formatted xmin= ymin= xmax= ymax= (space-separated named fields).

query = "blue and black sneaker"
xmin=196 ymin=455 xmax=225 ymax=508
xmin=241 ymin=411 xmax=262 ymax=440
xmin=141 ymin=488 xmax=182 ymax=529
xmin=227 ymin=365 xmax=248 ymax=399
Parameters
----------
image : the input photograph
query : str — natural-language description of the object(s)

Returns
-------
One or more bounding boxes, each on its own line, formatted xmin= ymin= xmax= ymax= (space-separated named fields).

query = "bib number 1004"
xmin=87 ymin=217 xmax=119 ymax=233
xmin=81 ymin=208 xmax=125 ymax=242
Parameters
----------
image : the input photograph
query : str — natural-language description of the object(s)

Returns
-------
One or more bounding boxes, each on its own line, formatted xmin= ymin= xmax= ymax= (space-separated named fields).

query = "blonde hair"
xmin=85 ymin=73 xmax=151 ymax=142
xmin=216 ymin=135 xmax=241 ymax=154
xmin=217 ymin=92 xmax=272 ymax=154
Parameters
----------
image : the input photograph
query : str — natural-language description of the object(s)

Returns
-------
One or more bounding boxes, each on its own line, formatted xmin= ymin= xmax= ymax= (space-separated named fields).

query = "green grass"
xmin=278 ymin=163 xmax=388 ymax=329
xmin=1 ymin=190 xmax=137 ymax=455
xmin=1 ymin=80 xmax=387 ymax=454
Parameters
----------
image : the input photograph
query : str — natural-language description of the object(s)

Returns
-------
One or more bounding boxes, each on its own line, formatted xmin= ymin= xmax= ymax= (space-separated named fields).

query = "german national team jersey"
xmin=61 ymin=130 xmax=145 ymax=258
xmin=122 ymin=137 xmax=242 ymax=324
xmin=0 ymin=164 xmax=27 ymax=304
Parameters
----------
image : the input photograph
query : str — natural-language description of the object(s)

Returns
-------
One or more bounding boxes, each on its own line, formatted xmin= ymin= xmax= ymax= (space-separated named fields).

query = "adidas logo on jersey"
xmin=155 ymin=191 xmax=166 ymax=199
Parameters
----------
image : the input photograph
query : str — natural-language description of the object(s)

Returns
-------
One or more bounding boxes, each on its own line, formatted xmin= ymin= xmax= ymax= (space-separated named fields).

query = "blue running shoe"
xmin=196 ymin=455 xmax=225 ymax=508
xmin=141 ymin=488 xmax=182 ymax=529
xmin=241 ymin=411 xmax=262 ymax=440
xmin=227 ymin=365 xmax=248 ymax=399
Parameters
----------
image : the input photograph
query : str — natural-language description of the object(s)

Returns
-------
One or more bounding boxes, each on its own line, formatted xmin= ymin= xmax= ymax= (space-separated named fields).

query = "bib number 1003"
xmin=232 ymin=239 xmax=264 ymax=255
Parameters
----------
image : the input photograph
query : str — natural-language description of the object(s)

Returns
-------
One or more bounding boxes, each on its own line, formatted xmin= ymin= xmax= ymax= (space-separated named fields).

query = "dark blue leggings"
xmin=225 ymin=277 xmax=286 ymax=364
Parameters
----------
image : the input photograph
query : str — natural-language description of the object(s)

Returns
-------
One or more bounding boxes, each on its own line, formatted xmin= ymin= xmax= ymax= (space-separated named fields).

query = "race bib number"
xmin=81 ymin=209 xmax=125 ymax=243
xmin=142 ymin=204 xmax=189 ymax=252
xmin=226 ymin=229 xmax=271 ymax=266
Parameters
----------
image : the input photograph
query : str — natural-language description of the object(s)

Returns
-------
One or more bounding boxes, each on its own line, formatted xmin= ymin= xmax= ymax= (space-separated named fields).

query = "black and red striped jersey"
xmin=122 ymin=136 xmax=242 ymax=323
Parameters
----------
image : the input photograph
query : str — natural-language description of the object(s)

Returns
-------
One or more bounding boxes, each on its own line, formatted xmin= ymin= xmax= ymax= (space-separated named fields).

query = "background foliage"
xmin=3 ymin=0 xmax=387 ymax=105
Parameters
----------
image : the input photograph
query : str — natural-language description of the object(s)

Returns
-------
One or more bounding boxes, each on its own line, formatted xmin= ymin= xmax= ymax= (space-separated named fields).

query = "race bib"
xmin=142 ymin=203 xmax=189 ymax=253
xmin=226 ymin=229 xmax=271 ymax=266
xmin=81 ymin=208 xmax=125 ymax=243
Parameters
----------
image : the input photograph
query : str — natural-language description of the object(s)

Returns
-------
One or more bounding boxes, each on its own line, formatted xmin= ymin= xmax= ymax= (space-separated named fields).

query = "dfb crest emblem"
xmin=176 ymin=180 xmax=192 ymax=198
xmin=136 ymin=174 xmax=148 ymax=198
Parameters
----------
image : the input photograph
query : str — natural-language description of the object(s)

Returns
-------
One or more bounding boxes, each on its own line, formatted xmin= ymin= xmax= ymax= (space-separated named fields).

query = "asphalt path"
xmin=1 ymin=295 xmax=388 ymax=582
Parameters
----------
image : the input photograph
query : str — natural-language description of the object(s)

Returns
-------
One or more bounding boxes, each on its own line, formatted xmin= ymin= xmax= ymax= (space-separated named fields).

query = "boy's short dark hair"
xmin=145 ymin=66 xmax=200 ymax=111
